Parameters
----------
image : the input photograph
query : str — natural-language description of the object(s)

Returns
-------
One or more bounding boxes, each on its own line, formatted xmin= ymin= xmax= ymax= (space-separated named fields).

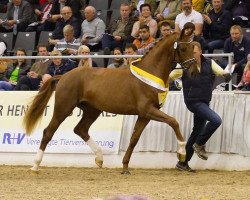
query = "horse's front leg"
xmin=145 ymin=107 xmax=186 ymax=162
xmin=122 ymin=116 xmax=150 ymax=175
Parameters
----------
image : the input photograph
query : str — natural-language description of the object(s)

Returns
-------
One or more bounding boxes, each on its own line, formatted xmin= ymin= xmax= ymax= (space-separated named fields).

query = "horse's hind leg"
xmin=122 ymin=116 xmax=150 ymax=175
xmin=31 ymin=98 xmax=77 ymax=172
xmin=74 ymin=104 xmax=103 ymax=168
xmin=144 ymin=106 xmax=186 ymax=162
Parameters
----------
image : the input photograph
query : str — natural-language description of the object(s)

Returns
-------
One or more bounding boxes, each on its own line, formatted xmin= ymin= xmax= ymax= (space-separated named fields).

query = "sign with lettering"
xmin=0 ymin=92 xmax=124 ymax=154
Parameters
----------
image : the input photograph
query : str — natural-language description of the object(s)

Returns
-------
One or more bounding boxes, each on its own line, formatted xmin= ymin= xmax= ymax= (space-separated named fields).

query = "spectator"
xmin=222 ymin=25 xmax=250 ymax=83
xmin=51 ymin=24 xmax=81 ymax=55
xmin=107 ymin=47 xmax=125 ymax=68
xmin=0 ymin=48 xmax=30 ymax=90
xmin=15 ymin=44 xmax=51 ymax=90
xmin=175 ymin=0 xmax=203 ymax=38
xmin=133 ymin=24 xmax=155 ymax=51
xmin=77 ymin=45 xmax=97 ymax=68
xmin=237 ymin=54 xmax=250 ymax=91
xmin=155 ymin=0 xmax=182 ymax=28
xmin=50 ymin=6 xmax=81 ymax=41
xmin=171 ymin=42 xmax=230 ymax=172
xmin=226 ymin=0 xmax=250 ymax=27
xmin=131 ymin=3 xmax=158 ymax=38
xmin=159 ymin=21 xmax=172 ymax=37
xmin=81 ymin=6 xmax=106 ymax=51
xmin=202 ymin=0 xmax=232 ymax=53
xmin=40 ymin=50 xmax=75 ymax=86
xmin=0 ymin=0 xmax=8 ymax=13
xmin=130 ymin=0 xmax=158 ymax=15
xmin=123 ymin=43 xmax=138 ymax=66
xmin=0 ymin=0 xmax=35 ymax=35
xmin=25 ymin=0 xmax=54 ymax=32
xmin=102 ymin=3 xmax=135 ymax=52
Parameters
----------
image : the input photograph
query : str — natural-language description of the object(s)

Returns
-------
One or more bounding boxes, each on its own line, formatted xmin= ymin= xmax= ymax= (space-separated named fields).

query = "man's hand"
xmin=114 ymin=36 xmax=121 ymax=41
xmin=28 ymin=71 xmax=38 ymax=78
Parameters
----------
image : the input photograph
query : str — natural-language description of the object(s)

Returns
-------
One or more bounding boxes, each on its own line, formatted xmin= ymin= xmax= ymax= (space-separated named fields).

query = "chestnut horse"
xmin=23 ymin=31 xmax=195 ymax=175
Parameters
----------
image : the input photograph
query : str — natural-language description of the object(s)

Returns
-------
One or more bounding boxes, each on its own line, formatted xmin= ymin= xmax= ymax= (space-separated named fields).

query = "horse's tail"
xmin=23 ymin=75 xmax=62 ymax=135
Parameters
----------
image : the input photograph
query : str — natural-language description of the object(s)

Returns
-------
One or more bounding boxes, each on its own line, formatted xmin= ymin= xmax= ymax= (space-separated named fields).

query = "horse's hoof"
xmin=121 ymin=170 xmax=131 ymax=175
xmin=30 ymin=167 xmax=39 ymax=174
xmin=95 ymin=158 xmax=103 ymax=168
xmin=177 ymin=152 xmax=186 ymax=162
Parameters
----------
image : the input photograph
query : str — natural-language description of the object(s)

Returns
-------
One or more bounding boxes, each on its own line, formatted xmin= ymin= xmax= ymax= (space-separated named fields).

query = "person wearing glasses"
xmin=50 ymin=6 xmax=81 ymax=41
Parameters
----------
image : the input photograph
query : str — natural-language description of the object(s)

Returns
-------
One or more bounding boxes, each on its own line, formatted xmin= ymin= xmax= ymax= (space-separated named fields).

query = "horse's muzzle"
xmin=180 ymin=58 xmax=196 ymax=69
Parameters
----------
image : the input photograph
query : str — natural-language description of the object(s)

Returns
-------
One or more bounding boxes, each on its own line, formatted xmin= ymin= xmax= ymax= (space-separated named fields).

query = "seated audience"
xmin=223 ymin=25 xmax=250 ymax=83
xmin=159 ymin=21 xmax=172 ymax=37
xmin=0 ymin=48 xmax=30 ymax=91
xmin=155 ymin=0 xmax=182 ymax=28
xmin=175 ymin=0 xmax=203 ymax=38
xmin=15 ymin=44 xmax=51 ymax=91
xmin=107 ymin=47 xmax=125 ymax=68
xmin=40 ymin=50 xmax=76 ymax=86
xmin=130 ymin=0 xmax=158 ymax=16
xmin=131 ymin=3 xmax=158 ymax=38
xmin=77 ymin=45 xmax=97 ymax=68
xmin=51 ymin=24 xmax=81 ymax=55
xmin=237 ymin=54 xmax=250 ymax=91
xmin=81 ymin=6 xmax=106 ymax=51
xmin=50 ymin=6 xmax=81 ymax=41
xmin=0 ymin=0 xmax=35 ymax=35
xmin=133 ymin=24 xmax=155 ymax=52
xmin=226 ymin=0 xmax=250 ymax=27
xmin=123 ymin=43 xmax=138 ymax=66
xmin=26 ymin=0 xmax=54 ymax=32
xmin=202 ymin=0 xmax=232 ymax=53
xmin=102 ymin=3 xmax=135 ymax=52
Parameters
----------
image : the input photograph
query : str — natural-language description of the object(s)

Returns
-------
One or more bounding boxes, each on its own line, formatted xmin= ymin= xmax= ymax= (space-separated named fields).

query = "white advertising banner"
xmin=0 ymin=92 xmax=124 ymax=154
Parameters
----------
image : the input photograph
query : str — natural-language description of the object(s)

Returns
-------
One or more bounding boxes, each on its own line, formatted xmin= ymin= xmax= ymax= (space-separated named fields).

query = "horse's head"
xmin=172 ymin=30 xmax=196 ymax=70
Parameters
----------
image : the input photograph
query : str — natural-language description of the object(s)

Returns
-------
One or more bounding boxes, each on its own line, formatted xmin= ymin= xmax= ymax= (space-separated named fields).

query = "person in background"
xmin=133 ymin=24 xmax=155 ymax=50
xmin=77 ymin=45 xmax=97 ymax=68
xmin=123 ymin=43 xmax=138 ymax=66
xmin=202 ymin=0 xmax=232 ymax=53
xmin=0 ymin=48 xmax=30 ymax=90
xmin=172 ymin=42 xmax=231 ymax=172
xmin=81 ymin=6 xmax=106 ymax=51
xmin=155 ymin=0 xmax=182 ymax=28
xmin=237 ymin=54 xmax=250 ymax=91
xmin=0 ymin=0 xmax=35 ymax=35
xmin=51 ymin=24 xmax=81 ymax=55
xmin=107 ymin=47 xmax=125 ymax=68
xmin=131 ymin=3 xmax=158 ymax=38
xmin=40 ymin=50 xmax=75 ymax=87
xmin=159 ymin=21 xmax=172 ymax=37
xmin=130 ymin=0 xmax=158 ymax=16
xmin=102 ymin=3 xmax=135 ymax=53
xmin=15 ymin=44 xmax=51 ymax=90
xmin=175 ymin=0 xmax=203 ymax=38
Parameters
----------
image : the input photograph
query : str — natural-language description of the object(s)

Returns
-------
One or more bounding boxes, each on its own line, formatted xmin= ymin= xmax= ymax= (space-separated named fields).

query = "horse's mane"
xmin=141 ymin=32 xmax=179 ymax=61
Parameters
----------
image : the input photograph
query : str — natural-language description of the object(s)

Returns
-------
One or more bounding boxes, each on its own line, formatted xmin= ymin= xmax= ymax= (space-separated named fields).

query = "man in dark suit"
xmin=0 ymin=0 xmax=35 ymax=35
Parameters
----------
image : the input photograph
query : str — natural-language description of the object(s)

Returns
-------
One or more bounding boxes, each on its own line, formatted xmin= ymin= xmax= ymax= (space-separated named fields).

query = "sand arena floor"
xmin=0 ymin=165 xmax=249 ymax=200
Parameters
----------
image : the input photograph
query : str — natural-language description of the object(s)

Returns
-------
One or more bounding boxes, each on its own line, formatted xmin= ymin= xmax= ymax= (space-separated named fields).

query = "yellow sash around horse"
xmin=130 ymin=62 xmax=169 ymax=107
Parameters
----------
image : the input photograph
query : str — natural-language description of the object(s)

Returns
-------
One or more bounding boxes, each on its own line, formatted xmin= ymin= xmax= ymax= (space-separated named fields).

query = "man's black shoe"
xmin=175 ymin=161 xmax=196 ymax=173
xmin=193 ymin=143 xmax=208 ymax=160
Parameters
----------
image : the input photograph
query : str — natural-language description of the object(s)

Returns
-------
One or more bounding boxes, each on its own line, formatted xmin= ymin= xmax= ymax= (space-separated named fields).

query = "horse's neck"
xmin=135 ymin=39 xmax=174 ymax=83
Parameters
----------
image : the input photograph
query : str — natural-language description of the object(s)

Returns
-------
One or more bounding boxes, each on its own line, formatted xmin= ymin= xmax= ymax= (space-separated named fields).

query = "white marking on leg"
xmin=30 ymin=149 xmax=44 ymax=171
xmin=177 ymin=140 xmax=186 ymax=155
xmin=86 ymin=138 xmax=103 ymax=161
